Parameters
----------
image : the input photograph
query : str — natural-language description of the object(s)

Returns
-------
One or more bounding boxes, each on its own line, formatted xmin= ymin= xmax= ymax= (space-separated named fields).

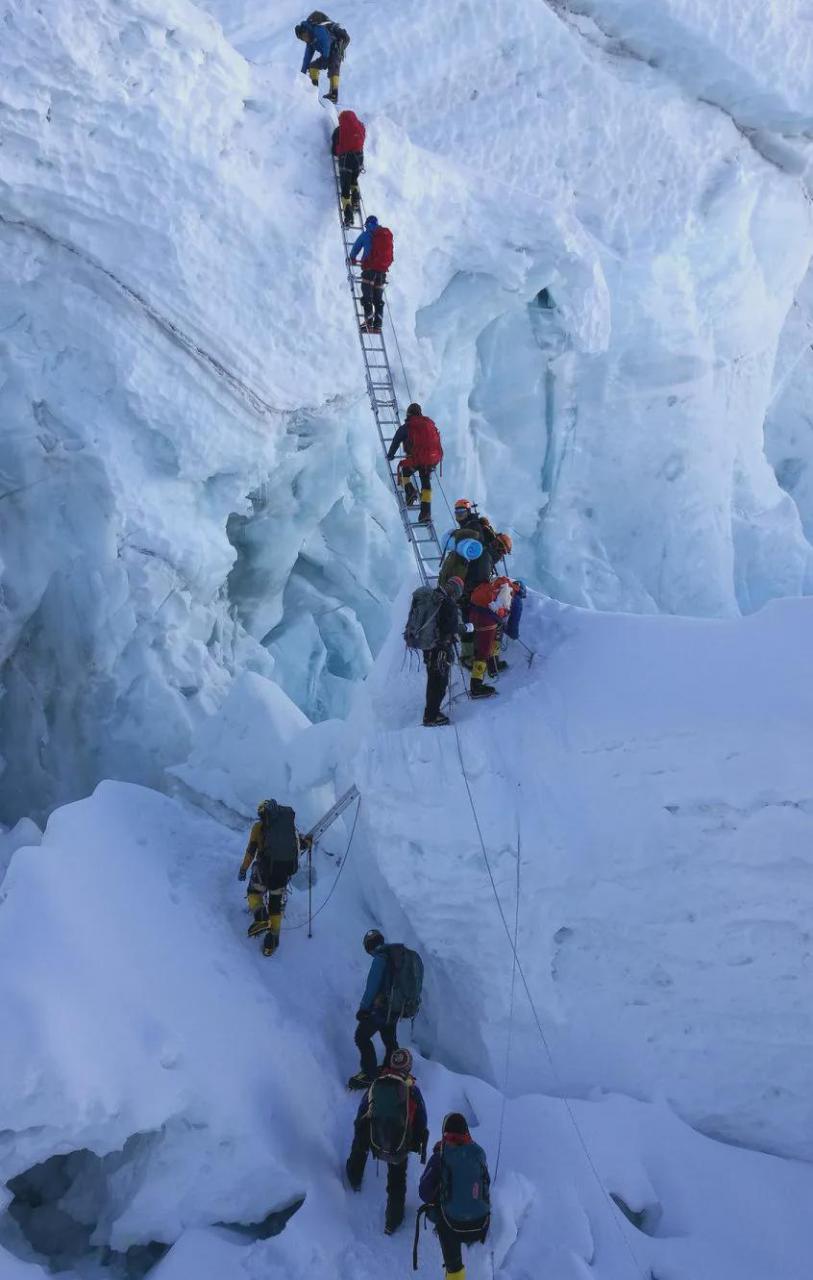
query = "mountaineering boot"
xmin=488 ymin=655 xmax=509 ymax=676
xmin=262 ymin=908 xmax=282 ymax=956
xmin=403 ymin=479 xmax=418 ymax=506
xmin=423 ymin=712 xmax=450 ymax=727
xmin=384 ymin=1202 xmax=404 ymax=1235
xmin=347 ymin=1071 xmax=374 ymax=1091
xmin=470 ymin=678 xmax=497 ymax=698
xmin=247 ymin=911 xmax=269 ymax=938
xmin=471 ymin=659 xmax=497 ymax=698
xmin=418 ymin=501 xmax=432 ymax=525
xmin=342 ymin=198 xmax=353 ymax=227
xmin=324 ymin=74 xmax=340 ymax=103
xmin=446 ymin=1271 xmax=466 ymax=1280
xmin=308 ymin=67 xmax=320 ymax=87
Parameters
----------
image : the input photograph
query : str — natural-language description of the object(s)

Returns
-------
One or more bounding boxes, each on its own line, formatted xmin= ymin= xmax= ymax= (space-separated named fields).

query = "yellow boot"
xmin=446 ymin=1270 xmax=465 ymax=1280
xmin=262 ymin=909 xmax=282 ymax=956
xmin=308 ymin=67 xmax=320 ymax=87
xmin=470 ymin=659 xmax=497 ymax=699
xmin=325 ymin=74 xmax=339 ymax=103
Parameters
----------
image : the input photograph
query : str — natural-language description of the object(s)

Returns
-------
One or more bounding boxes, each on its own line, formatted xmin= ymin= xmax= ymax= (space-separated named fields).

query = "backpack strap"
xmin=413 ymin=1204 xmax=430 ymax=1271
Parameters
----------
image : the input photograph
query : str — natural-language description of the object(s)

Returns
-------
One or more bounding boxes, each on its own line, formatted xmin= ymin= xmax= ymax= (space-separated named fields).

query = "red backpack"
xmin=406 ymin=415 xmax=443 ymax=468
xmin=337 ymin=111 xmax=366 ymax=154
xmin=470 ymin=576 xmax=512 ymax=610
xmin=366 ymin=226 xmax=394 ymax=272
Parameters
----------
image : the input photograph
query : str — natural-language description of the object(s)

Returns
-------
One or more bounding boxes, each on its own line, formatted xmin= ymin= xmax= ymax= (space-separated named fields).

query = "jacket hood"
xmin=364 ymin=215 xmax=378 ymax=230
xmin=442 ymin=1132 xmax=472 ymax=1147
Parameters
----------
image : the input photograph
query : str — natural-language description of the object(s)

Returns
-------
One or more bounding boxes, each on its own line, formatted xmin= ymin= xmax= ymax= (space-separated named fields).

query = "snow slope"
xmin=353 ymin=589 xmax=813 ymax=1162
xmin=1 ymin=757 xmax=811 ymax=1280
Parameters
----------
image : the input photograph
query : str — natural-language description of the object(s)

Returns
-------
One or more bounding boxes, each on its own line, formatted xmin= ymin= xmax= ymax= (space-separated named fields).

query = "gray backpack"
xmin=404 ymin=586 xmax=442 ymax=651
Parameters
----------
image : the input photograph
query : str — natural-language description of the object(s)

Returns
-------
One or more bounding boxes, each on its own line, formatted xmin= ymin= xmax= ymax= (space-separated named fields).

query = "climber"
xmin=422 ymin=576 xmax=469 ymax=727
xmin=346 ymin=1047 xmax=429 ymax=1236
xmin=438 ymin=500 xmax=497 ymax=595
xmin=331 ymin=109 xmax=366 ymax=227
xmin=486 ymin=534 xmax=514 ymax=677
xmin=416 ymin=1113 xmax=491 ymax=1278
xmin=467 ymin=576 xmax=514 ymax=699
xmin=349 ymin=929 xmax=424 ymax=1090
xmin=238 ymin=799 xmax=312 ymax=956
xmin=386 ymin=403 xmax=444 ymax=524
xmin=349 ymin=215 xmax=394 ymax=334
xmin=295 ymin=11 xmax=349 ymax=103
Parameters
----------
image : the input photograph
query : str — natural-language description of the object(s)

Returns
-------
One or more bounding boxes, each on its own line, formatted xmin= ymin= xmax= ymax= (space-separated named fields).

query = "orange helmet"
xmin=495 ymin=532 xmax=513 ymax=555
xmin=454 ymin=498 xmax=473 ymax=523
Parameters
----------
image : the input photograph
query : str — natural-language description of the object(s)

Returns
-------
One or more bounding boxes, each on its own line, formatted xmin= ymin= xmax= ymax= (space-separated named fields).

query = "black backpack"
xmin=404 ymin=586 xmax=443 ymax=651
xmin=257 ymin=804 xmax=299 ymax=882
xmin=369 ymin=1073 xmax=413 ymax=1163
xmin=383 ymin=943 xmax=424 ymax=1020
xmin=439 ymin=1140 xmax=491 ymax=1238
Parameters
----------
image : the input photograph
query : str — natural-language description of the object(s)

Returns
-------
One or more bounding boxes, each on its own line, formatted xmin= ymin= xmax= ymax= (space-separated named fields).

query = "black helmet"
xmin=294 ymin=22 xmax=308 ymax=39
xmin=257 ymin=798 xmax=278 ymax=817
xmin=406 ymin=402 xmax=422 ymax=417
xmin=363 ymin=928 xmax=384 ymax=954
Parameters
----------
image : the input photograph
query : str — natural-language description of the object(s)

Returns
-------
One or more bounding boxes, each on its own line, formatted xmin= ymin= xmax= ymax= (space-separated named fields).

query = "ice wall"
xmin=4 ymin=0 xmax=813 ymax=825
xmin=0 ymin=0 xmax=406 ymax=824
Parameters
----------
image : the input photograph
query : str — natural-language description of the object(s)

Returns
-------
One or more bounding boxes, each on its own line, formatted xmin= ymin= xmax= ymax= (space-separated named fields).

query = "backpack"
xmin=366 ymin=226 xmax=394 ymax=272
xmin=337 ymin=111 xmax=365 ymax=154
xmin=404 ymin=586 xmax=443 ymax=651
xmin=383 ymin=943 xmax=424 ymax=1020
xmin=257 ymin=804 xmax=300 ymax=883
xmin=439 ymin=1141 xmax=491 ymax=1237
xmin=505 ymin=589 xmax=524 ymax=641
xmin=470 ymin=576 xmax=512 ymax=612
xmin=369 ymin=1073 xmax=413 ymax=1163
xmin=406 ymin=415 xmax=443 ymax=468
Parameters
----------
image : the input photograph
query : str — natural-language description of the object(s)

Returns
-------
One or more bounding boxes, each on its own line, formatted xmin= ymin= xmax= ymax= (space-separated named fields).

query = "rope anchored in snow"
xmin=451 ymin=725 xmax=650 ymax=1280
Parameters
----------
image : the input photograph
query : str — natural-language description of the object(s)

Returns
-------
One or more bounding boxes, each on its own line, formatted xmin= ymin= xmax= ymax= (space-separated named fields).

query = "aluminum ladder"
xmin=333 ymin=160 xmax=447 ymax=586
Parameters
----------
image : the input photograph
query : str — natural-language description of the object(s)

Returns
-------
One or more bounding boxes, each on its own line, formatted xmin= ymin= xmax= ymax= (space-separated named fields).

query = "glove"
xmin=463 ymin=622 xmax=474 ymax=635
xmin=348 ymin=258 xmax=358 ymax=267
xmin=301 ymin=834 xmax=314 ymax=850
xmin=238 ymin=867 xmax=247 ymax=882
xmin=356 ymin=1009 xmax=371 ymax=1022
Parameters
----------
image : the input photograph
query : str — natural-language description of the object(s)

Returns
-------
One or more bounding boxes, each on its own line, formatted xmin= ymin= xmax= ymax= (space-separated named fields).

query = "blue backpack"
xmin=439 ymin=1141 xmax=491 ymax=1238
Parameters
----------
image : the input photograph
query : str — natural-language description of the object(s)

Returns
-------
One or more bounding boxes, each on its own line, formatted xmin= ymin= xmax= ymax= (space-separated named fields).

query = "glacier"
xmin=3 ymin=0 xmax=813 ymax=818
xmin=2 ymin=0 xmax=813 ymax=1278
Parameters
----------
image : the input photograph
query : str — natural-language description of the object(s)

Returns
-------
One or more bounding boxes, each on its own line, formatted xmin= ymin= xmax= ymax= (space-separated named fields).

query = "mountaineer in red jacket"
xmin=387 ymin=403 xmax=444 ymax=524
xmin=331 ymin=110 xmax=365 ymax=227
xmin=349 ymin=215 xmax=394 ymax=334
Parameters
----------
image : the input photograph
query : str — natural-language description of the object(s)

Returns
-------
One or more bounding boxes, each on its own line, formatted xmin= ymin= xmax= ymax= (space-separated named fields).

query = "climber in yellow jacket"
xmin=239 ymin=799 xmax=312 ymax=956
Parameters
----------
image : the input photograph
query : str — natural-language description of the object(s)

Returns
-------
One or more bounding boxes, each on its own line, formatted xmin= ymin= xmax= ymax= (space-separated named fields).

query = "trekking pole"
xmin=307 ymin=839 xmax=313 ymax=939
xmin=514 ymin=635 xmax=536 ymax=667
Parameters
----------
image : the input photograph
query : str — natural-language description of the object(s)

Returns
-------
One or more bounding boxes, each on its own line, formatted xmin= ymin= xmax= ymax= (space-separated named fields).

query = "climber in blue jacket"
xmin=348 ymin=929 xmax=400 ymax=1090
xmin=295 ymin=13 xmax=349 ymax=103
xmin=349 ymin=215 xmax=379 ymax=265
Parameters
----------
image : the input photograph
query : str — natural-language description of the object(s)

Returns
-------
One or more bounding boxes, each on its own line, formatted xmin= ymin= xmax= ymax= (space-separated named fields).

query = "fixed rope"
xmin=332 ymin=160 xmax=447 ymax=585
xmin=450 ymin=724 xmax=649 ymax=1280
xmin=283 ymin=792 xmax=362 ymax=932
